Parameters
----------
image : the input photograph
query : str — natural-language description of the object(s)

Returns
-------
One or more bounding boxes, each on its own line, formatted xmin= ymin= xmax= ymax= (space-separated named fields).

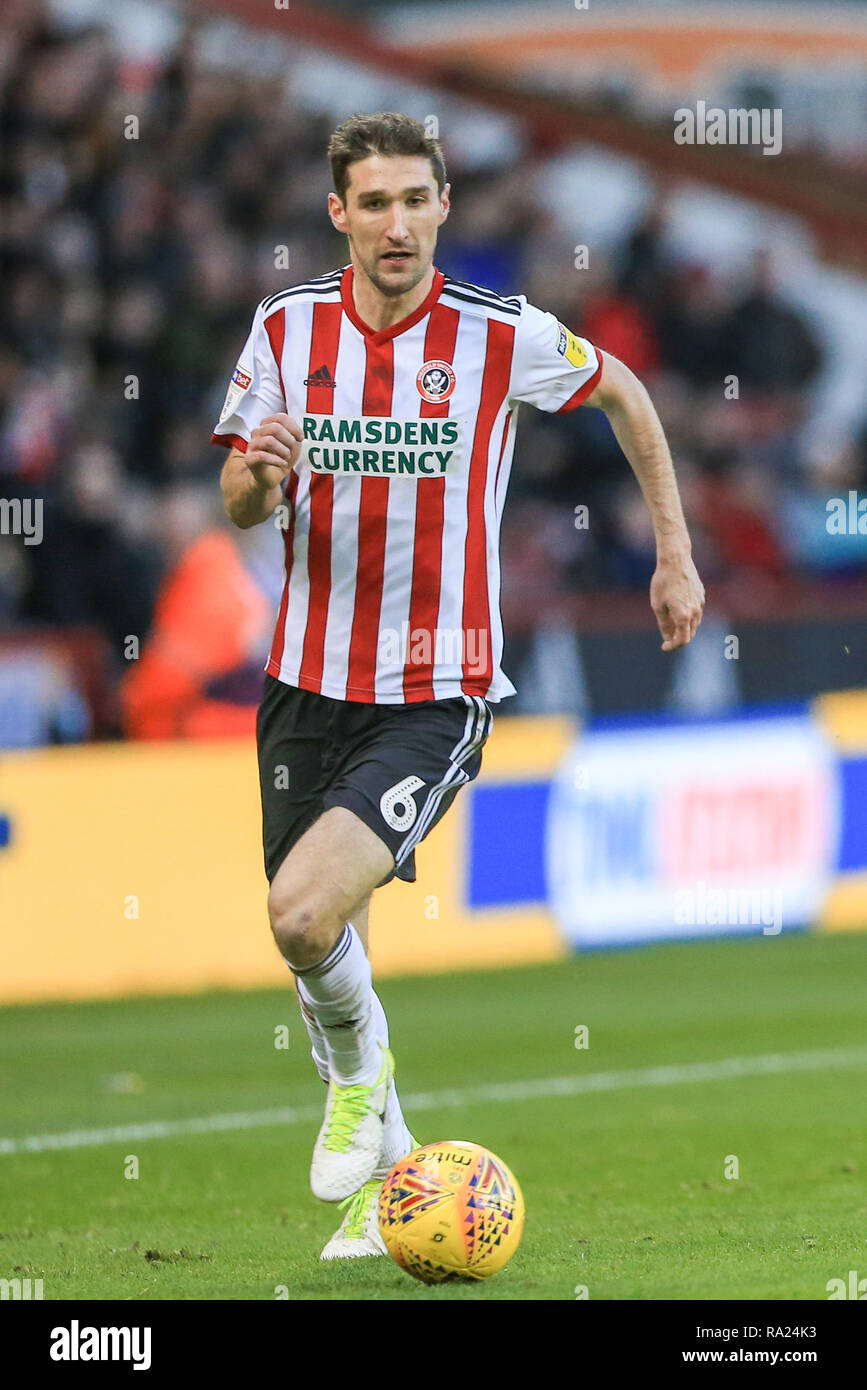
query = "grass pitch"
xmin=1 ymin=931 xmax=866 ymax=1300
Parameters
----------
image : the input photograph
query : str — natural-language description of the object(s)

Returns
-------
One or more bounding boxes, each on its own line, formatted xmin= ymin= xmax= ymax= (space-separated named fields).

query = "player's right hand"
xmin=246 ymin=413 xmax=304 ymax=489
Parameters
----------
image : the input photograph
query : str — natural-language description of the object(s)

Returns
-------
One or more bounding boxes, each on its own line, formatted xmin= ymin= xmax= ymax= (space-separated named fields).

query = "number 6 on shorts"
xmin=380 ymin=775 xmax=426 ymax=832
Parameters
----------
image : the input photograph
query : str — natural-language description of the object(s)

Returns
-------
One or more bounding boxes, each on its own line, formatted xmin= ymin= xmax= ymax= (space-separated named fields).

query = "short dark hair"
xmin=327 ymin=112 xmax=446 ymax=205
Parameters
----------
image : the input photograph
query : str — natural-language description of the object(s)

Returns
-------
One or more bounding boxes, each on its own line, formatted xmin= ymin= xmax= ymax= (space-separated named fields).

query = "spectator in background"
xmin=721 ymin=249 xmax=824 ymax=395
xmin=654 ymin=262 xmax=732 ymax=387
xmin=574 ymin=256 xmax=660 ymax=377
xmin=20 ymin=441 xmax=160 ymax=657
xmin=120 ymin=486 xmax=280 ymax=739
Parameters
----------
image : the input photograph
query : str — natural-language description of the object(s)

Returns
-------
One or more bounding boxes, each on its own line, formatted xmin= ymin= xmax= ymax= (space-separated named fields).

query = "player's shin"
xmin=289 ymin=923 xmax=383 ymax=1087
xmin=370 ymin=990 xmax=415 ymax=1175
xmin=297 ymin=993 xmax=330 ymax=1083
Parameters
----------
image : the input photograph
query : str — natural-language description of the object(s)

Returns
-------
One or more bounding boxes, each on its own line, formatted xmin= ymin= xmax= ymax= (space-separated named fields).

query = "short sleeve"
xmin=210 ymin=301 xmax=286 ymax=452
xmin=509 ymin=299 xmax=603 ymax=414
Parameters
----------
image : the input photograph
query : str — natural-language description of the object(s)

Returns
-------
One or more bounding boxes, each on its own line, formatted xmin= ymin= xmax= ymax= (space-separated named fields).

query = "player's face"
xmin=329 ymin=154 xmax=450 ymax=298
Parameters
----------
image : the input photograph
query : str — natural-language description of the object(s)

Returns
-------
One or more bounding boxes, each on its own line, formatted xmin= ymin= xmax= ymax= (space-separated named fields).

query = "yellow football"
xmin=379 ymin=1140 xmax=525 ymax=1284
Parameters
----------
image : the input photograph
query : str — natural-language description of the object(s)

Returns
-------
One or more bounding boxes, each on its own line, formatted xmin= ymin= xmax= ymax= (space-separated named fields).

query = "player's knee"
xmin=267 ymin=882 xmax=331 ymax=961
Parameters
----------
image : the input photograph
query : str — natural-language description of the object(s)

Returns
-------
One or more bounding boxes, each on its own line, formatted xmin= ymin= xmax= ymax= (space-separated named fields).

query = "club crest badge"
xmin=416 ymin=360 xmax=456 ymax=404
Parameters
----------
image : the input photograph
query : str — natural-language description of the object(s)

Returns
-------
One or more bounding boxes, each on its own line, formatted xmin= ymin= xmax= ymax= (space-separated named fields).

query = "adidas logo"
xmin=304 ymin=364 xmax=337 ymax=388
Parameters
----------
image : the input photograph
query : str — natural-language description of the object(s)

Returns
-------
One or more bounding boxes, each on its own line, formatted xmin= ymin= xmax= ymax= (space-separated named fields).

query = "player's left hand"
xmin=650 ymin=550 xmax=705 ymax=651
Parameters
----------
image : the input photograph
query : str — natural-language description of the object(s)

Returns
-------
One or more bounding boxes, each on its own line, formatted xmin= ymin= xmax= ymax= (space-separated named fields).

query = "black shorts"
xmin=256 ymin=675 xmax=493 ymax=887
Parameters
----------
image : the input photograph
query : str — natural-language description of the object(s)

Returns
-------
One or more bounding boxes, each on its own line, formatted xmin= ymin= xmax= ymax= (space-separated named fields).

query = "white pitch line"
xmin=2 ymin=1046 xmax=866 ymax=1157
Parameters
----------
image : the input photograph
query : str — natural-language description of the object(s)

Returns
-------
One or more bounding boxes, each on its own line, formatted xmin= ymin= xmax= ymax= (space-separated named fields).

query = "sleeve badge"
xmin=219 ymin=365 xmax=253 ymax=424
xmin=556 ymin=322 xmax=588 ymax=369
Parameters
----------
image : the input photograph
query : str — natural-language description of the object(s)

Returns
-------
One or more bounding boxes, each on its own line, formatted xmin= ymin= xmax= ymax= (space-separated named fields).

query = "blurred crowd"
xmin=1 ymin=2 xmax=866 ymax=738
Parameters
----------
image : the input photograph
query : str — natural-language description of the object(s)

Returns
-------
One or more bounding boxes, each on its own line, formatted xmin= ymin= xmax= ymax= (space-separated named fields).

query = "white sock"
xmin=289 ymin=924 xmax=383 ymax=1087
xmin=297 ymin=991 xmax=329 ymax=1083
xmin=370 ymin=990 xmax=415 ymax=1175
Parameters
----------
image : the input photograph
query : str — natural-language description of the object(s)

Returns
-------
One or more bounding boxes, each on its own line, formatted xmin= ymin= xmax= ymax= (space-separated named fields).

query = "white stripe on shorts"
xmin=394 ymin=695 xmax=490 ymax=867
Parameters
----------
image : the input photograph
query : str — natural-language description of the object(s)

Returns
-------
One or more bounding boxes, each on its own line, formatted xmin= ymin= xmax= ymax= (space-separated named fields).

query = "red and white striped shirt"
xmin=212 ymin=264 xmax=602 ymax=704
